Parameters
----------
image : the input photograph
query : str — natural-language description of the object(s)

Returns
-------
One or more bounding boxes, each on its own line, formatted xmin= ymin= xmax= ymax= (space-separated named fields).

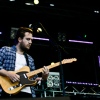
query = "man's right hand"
xmin=7 ymin=72 xmax=20 ymax=82
xmin=0 ymin=69 xmax=20 ymax=82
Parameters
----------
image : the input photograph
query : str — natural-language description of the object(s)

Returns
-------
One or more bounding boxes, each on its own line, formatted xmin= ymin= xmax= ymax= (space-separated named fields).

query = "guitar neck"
xmin=26 ymin=58 xmax=77 ymax=78
xmin=27 ymin=61 xmax=62 ymax=78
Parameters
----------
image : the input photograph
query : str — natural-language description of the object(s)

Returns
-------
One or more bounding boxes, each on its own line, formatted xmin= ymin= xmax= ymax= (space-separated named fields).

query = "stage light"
xmin=58 ymin=32 xmax=66 ymax=42
xmin=10 ymin=27 xmax=18 ymax=39
xmin=66 ymin=81 xmax=98 ymax=86
xmin=34 ymin=0 xmax=39 ymax=5
xmin=9 ymin=0 xmax=15 ymax=1
xmin=37 ymin=27 xmax=42 ymax=33
xmin=0 ymin=32 xmax=2 ymax=34
xmin=83 ymin=34 xmax=87 ymax=38
xmin=69 ymin=40 xmax=93 ymax=44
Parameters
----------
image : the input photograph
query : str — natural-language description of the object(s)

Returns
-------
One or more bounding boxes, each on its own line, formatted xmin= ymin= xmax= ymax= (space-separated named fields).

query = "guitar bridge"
xmin=8 ymin=84 xmax=22 ymax=90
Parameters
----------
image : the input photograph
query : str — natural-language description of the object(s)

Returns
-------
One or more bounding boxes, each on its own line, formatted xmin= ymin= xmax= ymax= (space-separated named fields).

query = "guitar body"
xmin=0 ymin=66 xmax=37 ymax=94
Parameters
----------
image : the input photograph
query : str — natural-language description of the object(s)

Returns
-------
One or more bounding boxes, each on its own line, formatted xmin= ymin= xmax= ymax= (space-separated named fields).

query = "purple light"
xmin=0 ymin=32 xmax=2 ymax=34
xmin=69 ymin=40 xmax=93 ymax=44
xmin=98 ymin=56 xmax=100 ymax=67
xmin=33 ymin=37 xmax=49 ymax=41
xmin=66 ymin=81 xmax=98 ymax=86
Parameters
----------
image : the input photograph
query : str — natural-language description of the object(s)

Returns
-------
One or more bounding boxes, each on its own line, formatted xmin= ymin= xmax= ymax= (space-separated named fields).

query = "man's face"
xmin=19 ymin=32 xmax=33 ymax=51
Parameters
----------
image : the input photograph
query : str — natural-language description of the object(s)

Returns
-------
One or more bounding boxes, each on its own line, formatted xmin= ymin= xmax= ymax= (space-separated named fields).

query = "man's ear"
xmin=18 ymin=37 xmax=22 ymax=43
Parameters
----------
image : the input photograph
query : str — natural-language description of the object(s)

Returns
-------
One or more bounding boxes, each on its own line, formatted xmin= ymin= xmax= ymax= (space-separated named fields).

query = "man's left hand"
xmin=42 ymin=66 xmax=49 ymax=80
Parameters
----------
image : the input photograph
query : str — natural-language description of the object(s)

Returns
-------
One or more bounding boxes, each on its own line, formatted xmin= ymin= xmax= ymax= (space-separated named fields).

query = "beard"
xmin=20 ymin=42 xmax=30 ymax=52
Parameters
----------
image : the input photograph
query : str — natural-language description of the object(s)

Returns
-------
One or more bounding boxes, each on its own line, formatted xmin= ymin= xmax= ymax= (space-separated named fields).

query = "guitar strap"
xmin=24 ymin=53 xmax=36 ymax=94
xmin=24 ymin=53 xmax=29 ymax=66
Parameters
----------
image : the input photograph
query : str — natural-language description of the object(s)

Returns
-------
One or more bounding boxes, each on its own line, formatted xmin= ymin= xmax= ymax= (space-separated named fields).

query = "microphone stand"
xmin=56 ymin=43 xmax=66 ymax=96
xmin=39 ymin=22 xmax=68 ymax=96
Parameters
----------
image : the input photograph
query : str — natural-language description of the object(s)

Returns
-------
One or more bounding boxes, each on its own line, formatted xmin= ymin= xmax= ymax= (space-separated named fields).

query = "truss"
xmin=35 ymin=81 xmax=100 ymax=97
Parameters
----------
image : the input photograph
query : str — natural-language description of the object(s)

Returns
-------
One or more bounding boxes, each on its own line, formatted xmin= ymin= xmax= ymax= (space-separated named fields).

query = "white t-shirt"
xmin=15 ymin=53 xmax=31 ymax=94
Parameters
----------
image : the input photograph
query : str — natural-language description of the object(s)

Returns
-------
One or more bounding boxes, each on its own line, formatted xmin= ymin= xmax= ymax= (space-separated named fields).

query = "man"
xmin=0 ymin=27 xmax=49 ymax=98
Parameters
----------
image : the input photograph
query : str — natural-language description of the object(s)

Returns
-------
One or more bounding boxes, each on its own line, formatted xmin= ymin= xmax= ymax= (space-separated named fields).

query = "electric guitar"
xmin=0 ymin=58 xmax=77 ymax=94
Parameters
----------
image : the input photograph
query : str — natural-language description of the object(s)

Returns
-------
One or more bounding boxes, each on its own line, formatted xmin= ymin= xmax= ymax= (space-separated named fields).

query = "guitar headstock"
xmin=62 ymin=58 xmax=77 ymax=64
